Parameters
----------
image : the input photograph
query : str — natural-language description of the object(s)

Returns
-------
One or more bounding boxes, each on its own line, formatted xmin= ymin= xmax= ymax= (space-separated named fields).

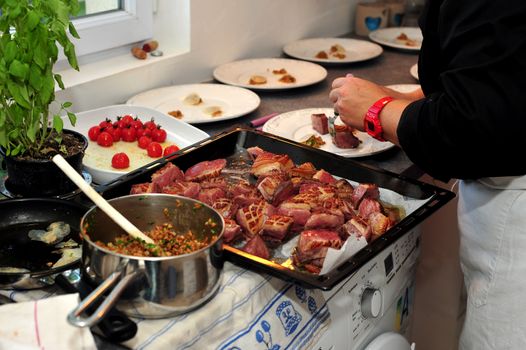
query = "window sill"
xmin=56 ymin=46 xmax=189 ymax=90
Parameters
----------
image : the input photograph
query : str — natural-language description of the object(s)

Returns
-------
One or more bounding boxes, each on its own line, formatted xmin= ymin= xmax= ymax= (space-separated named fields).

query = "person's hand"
xmin=329 ymin=75 xmax=395 ymax=130
xmin=329 ymin=75 xmax=423 ymax=144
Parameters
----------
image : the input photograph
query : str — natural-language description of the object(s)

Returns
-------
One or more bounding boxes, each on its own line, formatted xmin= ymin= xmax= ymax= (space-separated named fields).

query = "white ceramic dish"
xmin=386 ymin=83 xmax=421 ymax=94
xmin=126 ymin=84 xmax=261 ymax=124
xmin=262 ymin=108 xmax=396 ymax=158
xmin=283 ymin=38 xmax=383 ymax=64
xmin=410 ymin=63 xmax=419 ymax=80
xmin=368 ymin=27 xmax=422 ymax=51
xmin=62 ymin=105 xmax=209 ymax=184
xmin=213 ymin=58 xmax=327 ymax=90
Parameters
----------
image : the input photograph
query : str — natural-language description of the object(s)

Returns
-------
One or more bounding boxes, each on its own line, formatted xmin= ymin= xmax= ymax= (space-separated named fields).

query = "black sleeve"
xmin=397 ymin=0 xmax=526 ymax=181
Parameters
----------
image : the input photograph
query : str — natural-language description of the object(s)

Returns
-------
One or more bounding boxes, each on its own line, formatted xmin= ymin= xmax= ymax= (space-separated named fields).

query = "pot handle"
xmin=67 ymin=270 xmax=138 ymax=328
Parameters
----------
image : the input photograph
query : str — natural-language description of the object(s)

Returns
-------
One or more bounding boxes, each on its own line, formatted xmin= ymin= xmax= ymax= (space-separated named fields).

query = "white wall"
xmin=56 ymin=0 xmax=357 ymax=113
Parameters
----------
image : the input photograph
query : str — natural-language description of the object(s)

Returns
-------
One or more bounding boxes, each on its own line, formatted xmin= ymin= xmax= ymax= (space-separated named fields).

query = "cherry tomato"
xmin=147 ymin=142 xmax=162 ymax=157
xmin=131 ymin=118 xmax=143 ymax=130
xmin=143 ymin=118 xmax=157 ymax=130
xmin=121 ymin=127 xmax=137 ymax=142
xmin=163 ymin=144 xmax=180 ymax=156
xmin=111 ymin=153 xmax=130 ymax=169
xmin=152 ymin=127 xmax=167 ymax=143
xmin=121 ymin=115 xmax=134 ymax=126
xmin=136 ymin=126 xmax=147 ymax=139
xmin=138 ymin=135 xmax=152 ymax=149
xmin=99 ymin=118 xmax=112 ymax=128
xmin=112 ymin=117 xmax=121 ymax=128
xmin=97 ymin=131 xmax=114 ymax=147
xmin=88 ymin=126 xmax=101 ymax=141
xmin=106 ymin=126 xmax=122 ymax=142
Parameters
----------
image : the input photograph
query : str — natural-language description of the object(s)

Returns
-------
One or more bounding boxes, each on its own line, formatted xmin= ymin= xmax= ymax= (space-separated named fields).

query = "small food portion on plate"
xmin=315 ymin=43 xmax=347 ymax=60
xmin=284 ymin=38 xmax=383 ymax=64
xmin=395 ymin=32 xmax=419 ymax=47
xmin=213 ymin=58 xmax=327 ymax=90
xmin=368 ymin=27 xmax=423 ymax=51
xmin=183 ymin=92 xmax=203 ymax=106
xmin=249 ymin=75 xmax=267 ymax=85
xmin=262 ymin=108 xmax=395 ymax=158
xmin=127 ymin=83 xmax=260 ymax=124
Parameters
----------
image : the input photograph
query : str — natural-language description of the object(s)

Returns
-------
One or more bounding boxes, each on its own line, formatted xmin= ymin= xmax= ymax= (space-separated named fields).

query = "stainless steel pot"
xmin=68 ymin=194 xmax=225 ymax=327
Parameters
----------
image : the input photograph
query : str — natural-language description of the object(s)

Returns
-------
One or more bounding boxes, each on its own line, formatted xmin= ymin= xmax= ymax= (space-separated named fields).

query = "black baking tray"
xmin=96 ymin=127 xmax=454 ymax=290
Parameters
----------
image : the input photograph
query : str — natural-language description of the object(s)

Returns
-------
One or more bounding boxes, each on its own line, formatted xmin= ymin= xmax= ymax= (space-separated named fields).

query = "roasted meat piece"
xmin=161 ymin=181 xmax=201 ymax=199
xmin=260 ymin=215 xmax=294 ymax=247
xmin=340 ymin=216 xmax=372 ymax=242
xmin=242 ymin=235 xmax=270 ymax=259
xmin=304 ymin=212 xmax=345 ymax=230
xmin=293 ymin=229 xmax=343 ymax=274
xmin=251 ymin=152 xmax=294 ymax=177
xmin=331 ymin=125 xmax=361 ymax=149
xmin=311 ymin=113 xmax=329 ymax=135
xmin=350 ymin=183 xmax=380 ymax=208
xmin=257 ymin=173 xmax=295 ymax=206
xmin=130 ymin=182 xmax=155 ymax=194
xmin=151 ymin=162 xmax=184 ymax=192
xmin=289 ymin=162 xmax=317 ymax=179
xmin=197 ymin=187 xmax=226 ymax=206
xmin=184 ymin=159 xmax=227 ymax=182
xmin=369 ymin=211 xmax=392 ymax=239
xmin=212 ymin=197 xmax=238 ymax=219
xmin=223 ymin=218 xmax=243 ymax=243
xmin=312 ymin=169 xmax=337 ymax=184
xmin=358 ymin=198 xmax=382 ymax=220
xmin=236 ymin=201 xmax=275 ymax=238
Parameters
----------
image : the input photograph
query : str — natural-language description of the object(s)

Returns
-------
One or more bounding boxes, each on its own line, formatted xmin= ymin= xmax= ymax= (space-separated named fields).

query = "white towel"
xmin=0 ymin=293 xmax=97 ymax=350
xmin=0 ymin=263 xmax=330 ymax=350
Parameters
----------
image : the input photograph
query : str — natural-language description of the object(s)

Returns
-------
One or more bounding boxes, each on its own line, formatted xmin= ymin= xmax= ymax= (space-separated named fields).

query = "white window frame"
xmin=71 ymin=0 xmax=153 ymax=57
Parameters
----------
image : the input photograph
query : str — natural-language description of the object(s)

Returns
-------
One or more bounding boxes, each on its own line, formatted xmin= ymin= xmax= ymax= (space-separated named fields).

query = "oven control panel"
xmin=321 ymin=228 xmax=420 ymax=349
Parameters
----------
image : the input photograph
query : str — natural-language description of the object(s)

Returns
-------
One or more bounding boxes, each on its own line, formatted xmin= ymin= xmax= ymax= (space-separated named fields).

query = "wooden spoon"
xmin=52 ymin=154 xmax=155 ymax=244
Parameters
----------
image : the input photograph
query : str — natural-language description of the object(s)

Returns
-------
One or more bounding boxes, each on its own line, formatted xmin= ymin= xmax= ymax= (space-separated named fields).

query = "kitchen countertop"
xmin=196 ymin=39 xmax=423 ymax=179
xmin=0 ymin=35 xmax=426 ymax=350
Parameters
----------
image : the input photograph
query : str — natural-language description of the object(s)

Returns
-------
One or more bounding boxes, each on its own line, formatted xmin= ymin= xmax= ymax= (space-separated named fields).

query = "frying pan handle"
xmin=67 ymin=270 xmax=138 ymax=328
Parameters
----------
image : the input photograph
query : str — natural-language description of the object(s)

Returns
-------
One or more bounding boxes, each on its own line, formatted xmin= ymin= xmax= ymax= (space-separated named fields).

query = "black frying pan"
xmin=0 ymin=198 xmax=88 ymax=289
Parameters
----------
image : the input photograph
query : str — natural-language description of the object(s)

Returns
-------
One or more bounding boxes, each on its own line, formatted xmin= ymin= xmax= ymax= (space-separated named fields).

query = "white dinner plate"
xmin=386 ymin=83 xmax=421 ymax=94
xmin=410 ymin=63 xmax=419 ymax=80
xmin=283 ymin=38 xmax=383 ymax=64
xmin=126 ymin=84 xmax=260 ymax=124
xmin=262 ymin=108 xmax=396 ymax=158
xmin=213 ymin=58 xmax=327 ymax=90
xmin=62 ymin=105 xmax=209 ymax=184
xmin=368 ymin=27 xmax=422 ymax=51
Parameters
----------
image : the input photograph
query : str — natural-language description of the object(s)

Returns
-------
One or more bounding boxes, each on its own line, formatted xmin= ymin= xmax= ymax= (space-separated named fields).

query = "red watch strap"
xmin=364 ymin=96 xmax=394 ymax=141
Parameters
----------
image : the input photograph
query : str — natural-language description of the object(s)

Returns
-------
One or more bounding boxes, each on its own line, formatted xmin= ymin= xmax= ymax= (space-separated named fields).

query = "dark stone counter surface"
xmin=197 ymin=38 xmax=422 ymax=178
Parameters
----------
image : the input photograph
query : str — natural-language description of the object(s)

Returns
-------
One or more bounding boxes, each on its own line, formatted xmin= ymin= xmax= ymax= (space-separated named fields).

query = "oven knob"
xmin=361 ymin=288 xmax=382 ymax=319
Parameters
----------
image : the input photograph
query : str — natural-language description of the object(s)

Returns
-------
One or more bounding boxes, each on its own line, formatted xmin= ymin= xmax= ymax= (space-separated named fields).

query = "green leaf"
xmin=25 ymin=10 xmax=41 ymax=31
xmin=39 ymin=74 xmax=54 ymax=105
xmin=63 ymin=41 xmax=78 ymax=70
xmin=7 ymin=81 xmax=31 ymax=109
xmin=68 ymin=22 xmax=80 ymax=39
xmin=54 ymin=73 xmax=65 ymax=89
xmin=4 ymin=41 xmax=18 ymax=64
xmin=8 ymin=4 xmax=22 ymax=20
xmin=29 ymin=65 xmax=43 ymax=90
xmin=27 ymin=121 xmax=37 ymax=142
xmin=67 ymin=111 xmax=76 ymax=126
xmin=53 ymin=114 xmax=64 ymax=133
xmin=62 ymin=101 xmax=72 ymax=108
xmin=8 ymin=60 xmax=30 ymax=80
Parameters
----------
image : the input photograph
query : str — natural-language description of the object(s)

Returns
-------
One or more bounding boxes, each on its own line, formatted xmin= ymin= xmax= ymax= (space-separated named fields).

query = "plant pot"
xmin=0 ymin=129 xmax=88 ymax=197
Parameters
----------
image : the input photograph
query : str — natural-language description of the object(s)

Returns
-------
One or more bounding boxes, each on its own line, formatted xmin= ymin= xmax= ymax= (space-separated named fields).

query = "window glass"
xmin=77 ymin=0 xmax=122 ymax=17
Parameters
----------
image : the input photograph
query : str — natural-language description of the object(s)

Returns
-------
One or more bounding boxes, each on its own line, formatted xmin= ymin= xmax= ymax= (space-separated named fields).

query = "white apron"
xmin=458 ymin=176 xmax=526 ymax=350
